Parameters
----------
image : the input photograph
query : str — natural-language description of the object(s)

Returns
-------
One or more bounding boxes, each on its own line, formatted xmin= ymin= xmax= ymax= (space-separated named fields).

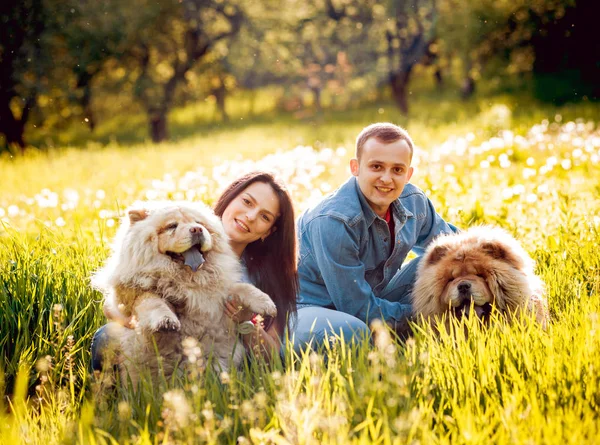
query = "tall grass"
xmin=1 ymin=95 xmax=599 ymax=444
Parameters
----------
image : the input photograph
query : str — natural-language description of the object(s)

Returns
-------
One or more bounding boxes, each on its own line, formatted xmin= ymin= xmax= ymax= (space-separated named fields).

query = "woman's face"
xmin=221 ymin=181 xmax=280 ymax=256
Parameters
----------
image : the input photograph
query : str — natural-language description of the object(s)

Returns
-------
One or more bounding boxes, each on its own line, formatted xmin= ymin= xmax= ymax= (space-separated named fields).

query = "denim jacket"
xmin=297 ymin=176 xmax=457 ymax=323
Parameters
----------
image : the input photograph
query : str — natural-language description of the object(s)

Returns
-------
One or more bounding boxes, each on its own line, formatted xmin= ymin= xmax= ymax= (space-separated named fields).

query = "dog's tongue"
xmin=461 ymin=304 xmax=488 ymax=319
xmin=473 ymin=305 xmax=487 ymax=318
xmin=182 ymin=247 xmax=205 ymax=272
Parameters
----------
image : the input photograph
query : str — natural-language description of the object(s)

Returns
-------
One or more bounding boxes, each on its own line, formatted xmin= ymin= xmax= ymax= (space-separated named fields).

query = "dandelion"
xmin=117 ymin=401 xmax=132 ymax=422
xmin=560 ymin=159 xmax=572 ymax=170
xmin=8 ymin=205 xmax=19 ymax=217
xmin=35 ymin=356 xmax=51 ymax=373
xmin=370 ymin=319 xmax=391 ymax=351
xmin=537 ymin=184 xmax=550 ymax=194
xmin=55 ymin=217 xmax=66 ymax=227
xmin=502 ymin=188 xmax=514 ymax=200
xmin=162 ymin=389 xmax=192 ymax=429
xmin=240 ymin=400 xmax=254 ymax=421
xmin=512 ymin=184 xmax=525 ymax=196
xmin=525 ymin=194 xmax=538 ymax=204
xmin=182 ymin=337 xmax=202 ymax=363
xmin=271 ymin=371 xmax=282 ymax=385
xmin=220 ymin=371 xmax=231 ymax=384
xmin=309 ymin=351 xmax=320 ymax=368
xmin=254 ymin=391 xmax=268 ymax=408
xmin=63 ymin=188 xmax=79 ymax=204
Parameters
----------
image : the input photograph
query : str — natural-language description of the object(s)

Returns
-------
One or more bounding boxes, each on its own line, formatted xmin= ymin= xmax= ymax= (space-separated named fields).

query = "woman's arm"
xmin=225 ymin=295 xmax=283 ymax=360
xmin=240 ymin=319 xmax=282 ymax=361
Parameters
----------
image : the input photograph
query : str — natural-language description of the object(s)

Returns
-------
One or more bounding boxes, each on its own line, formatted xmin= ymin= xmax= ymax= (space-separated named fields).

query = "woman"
xmin=90 ymin=171 xmax=298 ymax=369
xmin=215 ymin=171 xmax=297 ymax=359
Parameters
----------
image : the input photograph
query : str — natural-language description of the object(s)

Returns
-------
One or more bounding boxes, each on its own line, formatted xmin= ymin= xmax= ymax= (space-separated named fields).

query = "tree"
xmin=0 ymin=0 xmax=49 ymax=150
xmin=436 ymin=0 xmax=574 ymax=98
xmin=383 ymin=0 xmax=437 ymax=113
xmin=129 ymin=0 xmax=243 ymax=142
xmin=56 ymin=0 xmax=140 ymax=131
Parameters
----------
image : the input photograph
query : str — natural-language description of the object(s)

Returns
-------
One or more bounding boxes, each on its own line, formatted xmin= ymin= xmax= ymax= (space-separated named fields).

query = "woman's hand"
xmin=224 ymin=295 xmax=255 ymax=323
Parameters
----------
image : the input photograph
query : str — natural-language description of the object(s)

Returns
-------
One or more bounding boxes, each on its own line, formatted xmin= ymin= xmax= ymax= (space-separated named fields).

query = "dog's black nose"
xmin=190 ymin=226 xmax=205 ymax=245
xmin=458 ymin=282 xmax=471 ymax=293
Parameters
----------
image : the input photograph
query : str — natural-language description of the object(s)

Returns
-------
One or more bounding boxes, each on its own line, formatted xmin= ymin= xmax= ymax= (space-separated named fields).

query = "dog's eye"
xmin=167 ymin=223 xmax=178 ymax=230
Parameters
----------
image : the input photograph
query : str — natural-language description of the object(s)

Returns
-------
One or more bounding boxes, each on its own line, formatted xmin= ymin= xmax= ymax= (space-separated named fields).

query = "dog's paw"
xmin=253 ymin=298 xmax=277 ymax=318
xmin=153 ymin=316 xmax=181 ymax=332
xmin=229 ymin=283 xmax=278 ymax=317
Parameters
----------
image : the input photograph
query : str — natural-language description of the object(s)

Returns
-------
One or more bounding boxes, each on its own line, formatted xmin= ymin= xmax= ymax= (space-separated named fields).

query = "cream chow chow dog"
xmin=92 ymin=201 xmax=277 ymax=383
xmin=411 ymin=226 xmax=549 ymax=330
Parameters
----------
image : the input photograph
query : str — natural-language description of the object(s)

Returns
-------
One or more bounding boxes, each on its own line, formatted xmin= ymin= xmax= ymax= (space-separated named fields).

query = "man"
xmin=293 ymin=122 xmax=458 ymax=350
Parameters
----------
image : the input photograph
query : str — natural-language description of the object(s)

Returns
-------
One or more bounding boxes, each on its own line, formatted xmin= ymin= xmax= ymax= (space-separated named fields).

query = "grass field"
xmin=1 ymin=92 xmax=600 ymax=444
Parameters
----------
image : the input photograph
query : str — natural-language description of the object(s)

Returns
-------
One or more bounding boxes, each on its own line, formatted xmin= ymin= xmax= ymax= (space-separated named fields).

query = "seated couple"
xmin=91 ymin=122 xmax=457 ymax=367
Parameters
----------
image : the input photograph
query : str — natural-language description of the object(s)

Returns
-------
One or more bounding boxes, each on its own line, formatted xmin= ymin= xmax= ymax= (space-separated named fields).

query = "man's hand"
xmin=224 ymin=295 xmax=255 ymax=323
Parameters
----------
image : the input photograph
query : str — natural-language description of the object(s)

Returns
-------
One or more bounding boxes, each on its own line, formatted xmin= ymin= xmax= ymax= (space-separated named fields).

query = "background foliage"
xmin=1 ymin=0 xmax=599 ymax=443
xmin=1 ymin=0 xmax=596 ymax=150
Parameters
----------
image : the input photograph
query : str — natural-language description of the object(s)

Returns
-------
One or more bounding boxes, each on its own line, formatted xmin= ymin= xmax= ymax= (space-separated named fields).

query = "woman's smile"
xmin=234 ymin=218 xmax=250 ymax=233
xmin=221 ymin=181 xmax=281 ymax=256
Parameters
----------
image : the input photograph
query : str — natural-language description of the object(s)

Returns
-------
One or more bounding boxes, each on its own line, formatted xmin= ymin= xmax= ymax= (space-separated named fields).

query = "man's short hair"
xmin=355 ymin=122 xmax=414 ymax=161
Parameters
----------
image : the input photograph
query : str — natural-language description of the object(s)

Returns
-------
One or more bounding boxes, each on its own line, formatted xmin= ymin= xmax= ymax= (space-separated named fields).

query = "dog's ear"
xmin=481 ymin=241 xmax=523 ymax=268
xmin=481 ymin=241 xmax=508 ymax=260
xmin=128 ymin=209 xmax=149 ymax=224
xmin=426 ymin=244 xmax=450 ymax=265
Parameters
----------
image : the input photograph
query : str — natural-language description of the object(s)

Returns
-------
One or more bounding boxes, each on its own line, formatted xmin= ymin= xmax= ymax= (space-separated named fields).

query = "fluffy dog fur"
xmin=412 ymin=226 xmax=549 ymax=329
xmin=92 ymin=201 xmax=277 ymax=384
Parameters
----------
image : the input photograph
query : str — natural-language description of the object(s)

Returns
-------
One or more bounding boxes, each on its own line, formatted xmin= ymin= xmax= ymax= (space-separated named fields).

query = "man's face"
xmin=350 ymin=137 xmax=414 ymax=218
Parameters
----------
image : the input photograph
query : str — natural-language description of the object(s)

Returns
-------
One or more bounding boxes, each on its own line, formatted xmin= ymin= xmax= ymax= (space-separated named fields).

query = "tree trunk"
xmin=81 ymin=85 xmax=96 ymax=131
xmin=311 ymin=87 xmax=322 ymax=111
xmin=434 ymin=67 xmax=443 ymax=88
xmin=76 ymin=71 xmax=97 ymax=131
xmin=214 ymin=83 xmax=229 ymax=122
xmin=149 ymin=111 xmax=169 ymax=143
xmin=390 ymin=70 xmax=411 ymax=114
xmin=0 ymin=94 xmax=26 ymax=151
xmin=460 ymin=59 xmax=476 ymax=99
xmin=248 ymin=89 xmax=256 ymax=117
xmin=461 ymin=75 xmax=475 ymax=99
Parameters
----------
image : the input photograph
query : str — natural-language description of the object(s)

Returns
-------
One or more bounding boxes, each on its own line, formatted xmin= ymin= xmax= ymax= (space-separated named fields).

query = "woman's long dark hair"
xmin=214 ymin=171 xmax=298 ymax=334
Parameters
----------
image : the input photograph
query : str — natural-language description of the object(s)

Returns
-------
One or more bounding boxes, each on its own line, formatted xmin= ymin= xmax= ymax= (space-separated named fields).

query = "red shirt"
xmin=384 ymin=207 xmax=395 ymax=254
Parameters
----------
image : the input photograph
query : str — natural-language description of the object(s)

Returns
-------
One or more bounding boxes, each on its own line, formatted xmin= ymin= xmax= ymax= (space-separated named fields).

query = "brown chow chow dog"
xmin=411 ymin=226 xmax=549 ymax=329
xmin=92 ymin=201 xmax=276 ymax=385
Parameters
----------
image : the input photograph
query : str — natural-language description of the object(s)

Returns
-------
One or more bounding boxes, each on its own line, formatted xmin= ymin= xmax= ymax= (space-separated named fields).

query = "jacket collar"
xmin=350 ymin=177 xmax=413 ymax=227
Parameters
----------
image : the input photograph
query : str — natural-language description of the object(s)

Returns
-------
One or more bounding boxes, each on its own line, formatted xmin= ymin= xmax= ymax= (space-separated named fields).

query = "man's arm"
xmin=412 ymin=193 xmax=460 ymax=253
xmin=307 ymin=216 xmax=411 ymax=324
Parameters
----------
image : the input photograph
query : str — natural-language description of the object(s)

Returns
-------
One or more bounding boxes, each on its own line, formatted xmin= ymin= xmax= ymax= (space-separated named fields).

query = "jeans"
xmin=90 ymin=324 xmax=110 ymax=372
xmin=291 ymin=256 xmax=421 ymax=352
